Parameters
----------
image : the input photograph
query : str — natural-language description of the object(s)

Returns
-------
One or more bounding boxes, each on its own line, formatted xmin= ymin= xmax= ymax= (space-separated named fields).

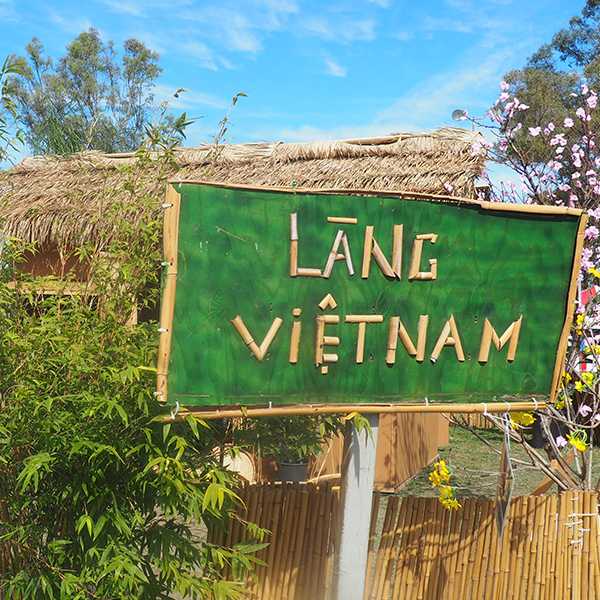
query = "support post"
xmin=333 ymin=413 xmax=379 ymax=600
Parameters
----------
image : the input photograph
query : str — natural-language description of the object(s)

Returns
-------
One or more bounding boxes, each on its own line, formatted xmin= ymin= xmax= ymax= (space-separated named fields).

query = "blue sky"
xmin=0 ymin=0 xmax=586 ymax=149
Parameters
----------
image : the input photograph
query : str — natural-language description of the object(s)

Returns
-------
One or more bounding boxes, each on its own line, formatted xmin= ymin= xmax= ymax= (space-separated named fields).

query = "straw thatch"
xmin=0 ymin=127 xmax=484 ymax=249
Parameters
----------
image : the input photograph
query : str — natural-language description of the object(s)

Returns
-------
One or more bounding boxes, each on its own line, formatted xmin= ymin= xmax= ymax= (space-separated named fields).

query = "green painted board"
xmin=162 ymin=183 xmax=583 ymax=407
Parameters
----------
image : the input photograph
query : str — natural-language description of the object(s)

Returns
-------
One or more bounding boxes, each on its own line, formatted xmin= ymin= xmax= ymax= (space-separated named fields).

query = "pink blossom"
xmin=518 ymin=103 xmax=529 ymax=111
xmin=585 ymin=226 xmax=599 ymax=240
xmin=559 ymin=183 xmax=571 ymax=191
xmin=579 ymin=404 xmax=593 ymax=417
xmin=471 ymin=141 xmax=481 ymax=153
xmin=556 ymin=146 xmax=564 ymax=155
xmin=574 ymin=156 xmax=582 ymax=168
xmin=564 ymin=117 xmax=575 ymax=128
xmin=572 ymin=172 xmax=581 ymax=179
xmin=576 ymin=107 xmax=587 ymax=119
xmin=555 ymin=435 xmax=568 ymax=448
xmin=547 ymin=122 xmax=555 ymax=131
xmin=528 ymin=126 xmax=541 ymax=137
xmin=589 ymin=207 xmax=600 ymax=219
xmin=582 ymin=84 xmax=589 ymax=95
xmin=500 ymin=80 xmax=509 ymax=91
xmin=499 ymin=92 xmax=509 ymax=102
xmin=444 ymin=182 xmax=454 ymax=193
xmin=588 ymin=94 xmax=598 ymax=109
xmin=582 ymin=247 xmax=594 ymax=269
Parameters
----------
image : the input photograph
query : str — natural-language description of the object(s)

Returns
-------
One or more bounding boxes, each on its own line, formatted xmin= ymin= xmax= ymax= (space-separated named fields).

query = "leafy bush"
xmin=0 ymin=151 xmax=262 ymax=598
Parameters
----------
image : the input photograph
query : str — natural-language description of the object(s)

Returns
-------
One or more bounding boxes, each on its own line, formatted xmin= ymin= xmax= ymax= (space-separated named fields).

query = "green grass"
xmin=397 ymin=425 xmax=600 ymax=499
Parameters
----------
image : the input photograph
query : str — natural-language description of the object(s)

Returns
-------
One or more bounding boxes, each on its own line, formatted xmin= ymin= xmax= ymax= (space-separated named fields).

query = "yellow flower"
xmin=588 ymin=267 xmax=600 ymax=278
xmin=567 ymin=430 xmax=588 ymax=453
xmin=439 ymin=485 xmax=453 ymax=499
xmin=510 ymin=412 xmax=535 ymax=429
xmin=582 ymin=372 xmax=595 ymax=386
xmin=575 ymin=313 xmax=585 ymax=335
xmin=555 ymin=398 xmax=566 ymax=410
xmin=440 ymin=497 xmax=461 ymax=510
xmin=428 ymin=460 xmax=451 ymax=487
xmin=562 ymin=371 xmax=572 ymax=383
xmin=575 ymin=372 xmax=594 ymax=392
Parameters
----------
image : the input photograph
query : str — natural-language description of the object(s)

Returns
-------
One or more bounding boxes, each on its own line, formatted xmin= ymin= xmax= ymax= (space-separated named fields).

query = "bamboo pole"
xmin=550 ymin=213 xmax=588 ymax=400
xmin=156 ymin=185 xmax=181 ymax=403
xmin=406 ymin=497 xmax=426 ymax=598
xmin=163 ymin=400 xmax=549 ymax=421
xmin=443 ymin=502 xmax=461 ymax=600
xmin=375 ymin=496 xmax=398 ymax=599
xmin=363 ymin=493 xmax=381 ymax=600
xmin=391 ymin=495 xmax=416 ymax=600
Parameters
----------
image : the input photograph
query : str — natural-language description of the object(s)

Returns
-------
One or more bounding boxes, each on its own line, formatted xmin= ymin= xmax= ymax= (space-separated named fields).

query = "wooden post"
xmin=333 ymin=413 xmax=379 ymax=600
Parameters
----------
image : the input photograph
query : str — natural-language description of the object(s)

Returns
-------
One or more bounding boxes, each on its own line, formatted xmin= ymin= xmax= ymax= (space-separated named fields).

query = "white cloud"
xmin=368 ymin=0 xmax=392 ymax=7
xmin=0 ymin=0 xmax=17 ymax=20
xmin=376 ymin=49 xmax=513 ymax=128
xmin=302 ymin=17 xmax=376 ymax=43
xmin=395 ymin=31 xmax=413 ymax=41
xmin=182 ymin=41 xmax=219 ymax=71
xmin=324 ymin=58 xmax=347 ymax=78
xmin=257 ymin=45 xmax=519 ymax=143
xmin=101 ymin=0 xmax=143 ymax=16
xmin=49 ymin=11 xmax=94 ymax=35
xmin=423 ymin=16 xmax=474 ymax=34
xmin=101 ymin=0 xmax=193 ymax=17
xmin=154 ymin=84 xmax=228 ymax=110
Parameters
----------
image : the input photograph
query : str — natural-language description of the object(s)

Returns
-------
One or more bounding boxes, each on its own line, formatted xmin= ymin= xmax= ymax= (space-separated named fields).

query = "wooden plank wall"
xmin=309 ymin=414 xmax=449 ymax=491
xmin=210 ymin=485 xmax=600 ymax=600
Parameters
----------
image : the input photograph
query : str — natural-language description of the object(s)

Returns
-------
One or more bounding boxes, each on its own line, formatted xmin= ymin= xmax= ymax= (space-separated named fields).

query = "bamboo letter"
xmin=386 ymin=315 xmax=429 ymax=364
xmin=408 ymin=233 xmax=438 ymax=280
xmin=361 ymin=225 xmax=402 ymax=279
xmin=430 ymin=315 xmax=465 ymax=362
xmin=345 ymin=314 xmax=384 ymax=363
xmin=315 ymin=315 xmax=340 ymax=367
xmin=322 ymin=230 xmax=353 ymax=278
xmin=478 ymin=316 xmax=523 ymax=363
xmin=290 ymin=212 xmax=322 ymax=277
xmin=289 ymin=310 xmax=302 ymax=364
xmin=231 ymin=315 xmax=284 ymax=361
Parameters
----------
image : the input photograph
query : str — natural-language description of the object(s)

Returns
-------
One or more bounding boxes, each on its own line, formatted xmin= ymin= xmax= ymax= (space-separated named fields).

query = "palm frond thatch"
xmin=0 ymin=127 xmax=485 ymax=248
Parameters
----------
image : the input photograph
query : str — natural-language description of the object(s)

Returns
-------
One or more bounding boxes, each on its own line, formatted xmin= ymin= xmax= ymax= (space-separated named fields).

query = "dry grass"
xmin=0 ymin=128 xmax=484 ymax=249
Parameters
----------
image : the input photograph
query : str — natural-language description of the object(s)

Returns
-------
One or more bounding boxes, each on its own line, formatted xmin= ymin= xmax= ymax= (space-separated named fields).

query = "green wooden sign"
xmin=157 ymin=182 xmax=584 ymax=407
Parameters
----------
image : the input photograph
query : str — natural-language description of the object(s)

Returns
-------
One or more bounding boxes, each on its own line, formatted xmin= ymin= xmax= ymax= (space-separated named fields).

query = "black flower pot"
xmin=275 ymin=461 xmax=308 ymax=482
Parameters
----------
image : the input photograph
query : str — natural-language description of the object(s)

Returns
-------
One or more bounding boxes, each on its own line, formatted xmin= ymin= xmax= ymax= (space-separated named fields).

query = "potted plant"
xmin=251 ymin=416 xmax=337 ymax=482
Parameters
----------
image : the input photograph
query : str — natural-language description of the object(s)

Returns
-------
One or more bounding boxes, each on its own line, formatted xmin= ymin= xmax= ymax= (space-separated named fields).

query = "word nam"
xmin=230 ymin=300 xmax=523 ymax=375
xmin=289 ymin=213 xmax=438 ymax=280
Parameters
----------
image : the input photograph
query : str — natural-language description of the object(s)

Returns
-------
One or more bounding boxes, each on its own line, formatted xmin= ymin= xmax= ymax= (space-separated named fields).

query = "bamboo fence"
xmin=453 ymin=412 xmax=495 ymax=429
xmin=208 ymin=482 xmax=341 ymax=599
xmin=211 ymin=484 xmax=600 ymax=600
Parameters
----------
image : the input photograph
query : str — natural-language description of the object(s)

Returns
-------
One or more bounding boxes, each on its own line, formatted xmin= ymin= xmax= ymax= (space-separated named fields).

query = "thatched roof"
xmin=0 ymin=127 xmax=484 ymax=249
